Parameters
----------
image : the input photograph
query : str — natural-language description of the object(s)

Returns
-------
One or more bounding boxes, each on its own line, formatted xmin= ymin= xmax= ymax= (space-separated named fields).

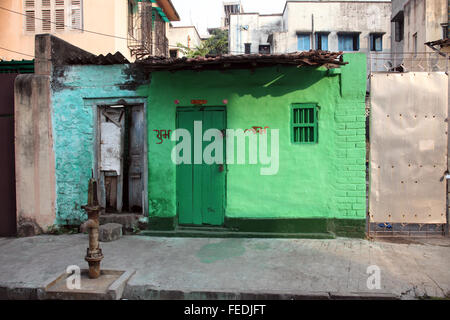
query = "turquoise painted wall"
xmin=51 ymin=64 xmax=144 ymax=225
xmin=139 ymin=53 xmax=367 ymax=222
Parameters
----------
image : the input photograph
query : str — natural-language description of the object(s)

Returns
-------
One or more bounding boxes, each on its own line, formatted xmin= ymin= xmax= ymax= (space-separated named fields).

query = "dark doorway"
xmin=0 ymin=74 xmax=18 ymax=236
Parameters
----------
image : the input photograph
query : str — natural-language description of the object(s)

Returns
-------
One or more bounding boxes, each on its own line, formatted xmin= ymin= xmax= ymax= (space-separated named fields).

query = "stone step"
xmin=99 ymin=223 xmax=123 ymax=242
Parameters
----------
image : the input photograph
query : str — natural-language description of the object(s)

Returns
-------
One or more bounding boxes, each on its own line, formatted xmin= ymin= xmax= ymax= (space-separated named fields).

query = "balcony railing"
xmin=127 ymin=2 xmax=169 ymax=60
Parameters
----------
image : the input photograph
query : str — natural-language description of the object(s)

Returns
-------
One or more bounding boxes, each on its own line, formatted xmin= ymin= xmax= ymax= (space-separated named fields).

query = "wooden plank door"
xmin=176 ymin=108 xmax=226 ymax=226
xmin=99 ymin=106 xmax=125 ymax=213
xmin=128 ymin=105 xmax=145 ymax=213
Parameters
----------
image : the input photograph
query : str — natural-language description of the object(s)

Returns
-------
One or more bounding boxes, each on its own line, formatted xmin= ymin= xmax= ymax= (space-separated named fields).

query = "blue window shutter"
xmin=338 ymin=35 xmax=344 ymax=51
xmin=315 ymin=33 xmax=328 ymax=50
xmin=321 ymin=34 xmax=328 ymax=50
xmin=297 ymin=34 xmax=310 ymax=51
xmin=342 ymin=35 xmax=351 ymax=51
xmin=375 ymin=35 xmax=382 ymax=51
xmin=339 ymin=34 xmax=357 ymax=51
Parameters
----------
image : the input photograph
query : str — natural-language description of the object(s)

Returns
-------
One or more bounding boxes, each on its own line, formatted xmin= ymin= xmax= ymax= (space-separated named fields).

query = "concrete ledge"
xmin=123 ymin=286 xmax=400 ymax=300
xmin=43 ymin=269 xmax=134 ymax=300
xmin=108 ymin=270 xmax=136 ymax=300
xmin=0 ymin=285 xmax=39 ymax=300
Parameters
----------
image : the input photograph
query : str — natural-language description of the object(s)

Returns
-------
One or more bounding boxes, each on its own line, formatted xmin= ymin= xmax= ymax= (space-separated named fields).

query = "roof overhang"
xmin=155 ymin=0 xmax=180 ymax=22
xmin=136 ymin=51 xmax=347 ymax=72
xmin=391 ymin=10 xmax=404 ymax=23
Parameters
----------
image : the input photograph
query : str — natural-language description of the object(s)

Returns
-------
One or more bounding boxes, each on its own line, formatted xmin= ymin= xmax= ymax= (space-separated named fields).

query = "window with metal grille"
xmin=292 ymin=104 xmax=318 ymax=144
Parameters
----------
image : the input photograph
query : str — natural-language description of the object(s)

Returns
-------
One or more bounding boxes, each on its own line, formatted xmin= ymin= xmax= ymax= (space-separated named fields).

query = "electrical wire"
xmin=0 ymin=5 xmax=245 ymax=54
xmin=0 ymin=46 xmax=35 ymax=58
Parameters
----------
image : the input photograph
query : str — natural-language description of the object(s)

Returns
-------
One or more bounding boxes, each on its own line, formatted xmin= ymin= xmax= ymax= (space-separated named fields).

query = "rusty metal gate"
xmin=369 ymin=72 xmax=449 ymax=236
xmin=0 ymin=74 xmax=18 ymax=236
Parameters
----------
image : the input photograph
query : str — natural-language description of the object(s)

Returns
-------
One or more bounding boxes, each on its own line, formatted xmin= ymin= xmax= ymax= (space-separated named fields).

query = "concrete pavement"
xmin=0 ymin=234 xmax=449 ymax=300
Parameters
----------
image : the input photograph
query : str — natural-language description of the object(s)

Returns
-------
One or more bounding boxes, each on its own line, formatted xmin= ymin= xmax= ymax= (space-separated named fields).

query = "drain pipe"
xmin=82 ymin=178 xmax=104 ymax=279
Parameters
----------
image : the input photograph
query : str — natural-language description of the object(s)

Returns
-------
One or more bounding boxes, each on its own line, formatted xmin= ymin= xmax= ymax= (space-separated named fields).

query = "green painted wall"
xmin=138 ymin=53 xmax=367 ymax=223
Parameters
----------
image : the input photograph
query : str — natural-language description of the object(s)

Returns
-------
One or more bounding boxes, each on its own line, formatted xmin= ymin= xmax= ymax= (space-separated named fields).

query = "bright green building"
xmin=137 ymin=52 xmax=367 ymax=238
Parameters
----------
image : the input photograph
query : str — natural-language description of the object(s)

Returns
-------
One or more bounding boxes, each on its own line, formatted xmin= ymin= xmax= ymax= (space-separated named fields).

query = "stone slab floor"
xmin=0 ymin=235 xmax=449 ymax=300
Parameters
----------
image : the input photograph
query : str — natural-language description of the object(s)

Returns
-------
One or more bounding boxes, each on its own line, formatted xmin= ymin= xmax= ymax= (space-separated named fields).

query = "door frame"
xmin=175 ymin=106 xmax=227 ymax=227
xmin=85 ymin=97 xmax=149 ymax=216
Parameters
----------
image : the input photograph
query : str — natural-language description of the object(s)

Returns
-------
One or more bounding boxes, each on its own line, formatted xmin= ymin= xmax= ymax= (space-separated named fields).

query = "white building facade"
xmin=167 ymin=26 xmax=203 ymax=58
xmin=229 ymin=0 xmax=392 ymax=57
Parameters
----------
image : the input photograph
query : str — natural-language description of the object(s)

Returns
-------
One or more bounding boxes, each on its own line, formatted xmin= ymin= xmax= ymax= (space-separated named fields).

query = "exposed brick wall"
xmin=333 ymin=103 xmax=367 ymax=219
xmin=331 ymin=53 xmax=367 ymax=220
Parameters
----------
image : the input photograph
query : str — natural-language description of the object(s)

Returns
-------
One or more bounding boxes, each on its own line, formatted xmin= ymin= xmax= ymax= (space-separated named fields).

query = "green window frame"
xmin=291 ymin=104 xmax=318 ymax=144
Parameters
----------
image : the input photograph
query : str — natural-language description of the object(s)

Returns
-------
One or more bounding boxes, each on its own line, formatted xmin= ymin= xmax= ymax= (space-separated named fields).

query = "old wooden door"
xmin=128 ymin=105 xmax=145 ymax=212
xmin=98 ymin=104 xmax=145 ymax=214
xmin=99 ymin=106 xmax=125 ymax=213
xmin=176 ymin=108 xmax=226 ymax=226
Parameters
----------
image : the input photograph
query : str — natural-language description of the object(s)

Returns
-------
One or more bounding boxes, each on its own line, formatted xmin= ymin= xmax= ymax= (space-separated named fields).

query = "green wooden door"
xmin=176 ymin=108 xmax=226 ymax=226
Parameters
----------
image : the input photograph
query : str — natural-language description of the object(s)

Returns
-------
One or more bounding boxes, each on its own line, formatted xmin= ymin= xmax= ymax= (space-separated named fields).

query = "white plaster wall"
xmin=229 ymin=14 xmax=283 ymax=54
xmin=426 ymin=0 xmax=448 ymax=44
xmin=167 ymin=26 xmax=202 ymax=56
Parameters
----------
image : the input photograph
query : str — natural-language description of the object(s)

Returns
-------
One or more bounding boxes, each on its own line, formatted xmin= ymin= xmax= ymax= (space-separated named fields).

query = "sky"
xmin=170 ymin=0 xmax=288 ymax=37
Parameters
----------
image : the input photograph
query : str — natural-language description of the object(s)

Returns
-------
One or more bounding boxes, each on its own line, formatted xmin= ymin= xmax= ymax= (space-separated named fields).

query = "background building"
xmin=222 ymin=1 xmax=244 ymax=29
xmin=167 ymin=25 xmax=202 ymax=57
xmin=0 ymin=0 xmax=180 ymax=61
xmin=391 ymin=0 xmax=449 ymax=61
xmin=229 ymin=0 xmax=391 ymax=57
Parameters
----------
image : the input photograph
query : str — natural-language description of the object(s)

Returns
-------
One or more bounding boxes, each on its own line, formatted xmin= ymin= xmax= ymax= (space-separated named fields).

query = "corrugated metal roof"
xmin=136 ymin=51 xmax=347 ymax=72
